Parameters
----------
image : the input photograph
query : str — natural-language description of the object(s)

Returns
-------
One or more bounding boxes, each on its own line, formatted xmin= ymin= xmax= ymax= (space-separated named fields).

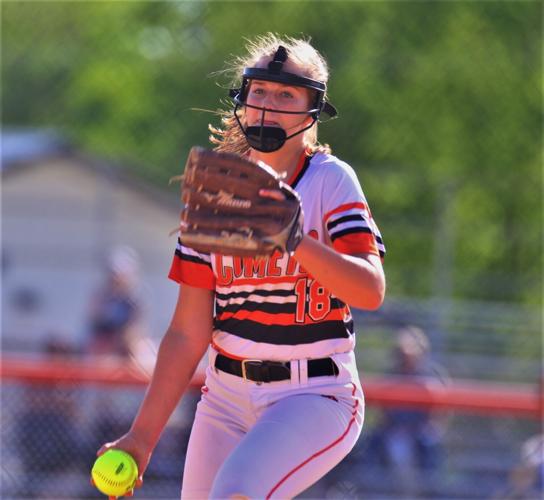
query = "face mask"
xmin=229 ymin=46 xmax=337 ymax=153
xmin=233 ymin=99 xmax=319 ymax=153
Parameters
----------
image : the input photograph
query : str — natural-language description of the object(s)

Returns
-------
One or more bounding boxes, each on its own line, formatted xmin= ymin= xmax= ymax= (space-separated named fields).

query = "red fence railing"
xmin=2 ymin=355 xmax=542 ymax=419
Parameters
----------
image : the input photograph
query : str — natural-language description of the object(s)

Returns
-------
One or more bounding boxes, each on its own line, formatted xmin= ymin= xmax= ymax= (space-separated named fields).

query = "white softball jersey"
xmin=169 ymin=151 xmax=385 ymax=361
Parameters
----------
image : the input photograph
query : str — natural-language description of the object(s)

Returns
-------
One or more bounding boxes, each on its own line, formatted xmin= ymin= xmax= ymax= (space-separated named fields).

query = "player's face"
xmin=244 ymin=57 xmax=314 ymax=135
xmin=245 ymin=80 xmax=312 ymax=131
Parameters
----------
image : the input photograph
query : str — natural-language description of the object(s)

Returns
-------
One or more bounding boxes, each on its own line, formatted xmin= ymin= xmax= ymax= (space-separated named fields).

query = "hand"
xmin=259 ymin=187 xmax=304 ymax=254
xmin=93 ymin=431 xmax=154 ymax=499
xmin=259 ymin=188 xmax=286 ymax=201
xmin=90 ymin=476 xmax=138 ymax=499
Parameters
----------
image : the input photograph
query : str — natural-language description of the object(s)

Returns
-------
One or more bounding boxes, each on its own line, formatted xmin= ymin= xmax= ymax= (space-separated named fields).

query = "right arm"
xmin=98 ymin=283 xmax=214 ymax=481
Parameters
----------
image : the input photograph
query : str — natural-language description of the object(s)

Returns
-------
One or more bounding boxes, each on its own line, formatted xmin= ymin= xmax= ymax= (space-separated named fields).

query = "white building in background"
xmin=1 ymin=129 xmax=181 ymax=355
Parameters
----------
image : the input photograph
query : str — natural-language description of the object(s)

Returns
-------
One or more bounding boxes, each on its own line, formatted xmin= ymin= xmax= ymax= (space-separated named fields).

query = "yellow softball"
xmin=91 ymin=449 xmax=138 ymax=497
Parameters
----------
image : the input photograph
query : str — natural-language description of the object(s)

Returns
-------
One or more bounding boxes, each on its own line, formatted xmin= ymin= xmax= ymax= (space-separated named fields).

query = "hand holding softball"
xmin=93 ymin=433 xmax=152 ymax=498
xmin=91 ymin=449 xmax=138 ymax=498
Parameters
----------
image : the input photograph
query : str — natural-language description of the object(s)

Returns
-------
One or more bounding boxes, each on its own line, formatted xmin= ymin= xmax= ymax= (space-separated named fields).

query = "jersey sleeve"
xmin=322 ymin=164 xmax=386 ymax=259
xmin=168 ymin=237 xmax=216 ymax=290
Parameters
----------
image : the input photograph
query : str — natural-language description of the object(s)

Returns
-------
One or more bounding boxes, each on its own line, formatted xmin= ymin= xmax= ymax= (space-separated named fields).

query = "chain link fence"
xmin=1 ymin=374 xmax=541 ymax=499
xmin=1 ymin=382 xmax=197 ymax=499
xmin=1 ymin=300 xmax=541 ymax=499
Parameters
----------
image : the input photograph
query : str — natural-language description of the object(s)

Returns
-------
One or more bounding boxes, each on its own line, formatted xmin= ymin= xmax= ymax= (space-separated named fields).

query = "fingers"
xmin=97 ymin=442 xmax=113 ymax=456
xmin=136 ymin=477 xmax=144 ymax=488
xmin=90 ymin=477 xmax=133 ymax=499
xmin=259 ymin=188 xmax=285 ymax=201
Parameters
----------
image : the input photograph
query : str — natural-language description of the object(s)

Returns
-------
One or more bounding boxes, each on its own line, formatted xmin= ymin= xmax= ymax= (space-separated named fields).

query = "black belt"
xmin=214 ymin=353 xmax=339 ymax=383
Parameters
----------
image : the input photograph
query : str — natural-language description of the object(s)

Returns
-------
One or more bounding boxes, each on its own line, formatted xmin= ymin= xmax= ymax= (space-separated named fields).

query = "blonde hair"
xmin=209 ymin=33 xmax=332 ymax=155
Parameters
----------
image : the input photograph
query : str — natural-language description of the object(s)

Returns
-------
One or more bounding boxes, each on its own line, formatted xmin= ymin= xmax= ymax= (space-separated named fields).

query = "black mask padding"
xmin=245 ymin=126 xmax=287 ymax=153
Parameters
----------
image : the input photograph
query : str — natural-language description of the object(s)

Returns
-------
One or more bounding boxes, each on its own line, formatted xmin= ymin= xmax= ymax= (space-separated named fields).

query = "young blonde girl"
xmin=98 ymin=33 xmax=386 ymax=499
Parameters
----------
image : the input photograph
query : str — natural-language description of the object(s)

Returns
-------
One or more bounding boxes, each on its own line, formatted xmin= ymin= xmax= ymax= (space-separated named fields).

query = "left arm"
xmin=293 ymin=234 xmax=385 ymax=310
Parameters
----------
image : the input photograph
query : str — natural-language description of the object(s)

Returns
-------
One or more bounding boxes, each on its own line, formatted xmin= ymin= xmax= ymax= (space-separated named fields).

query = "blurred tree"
xmin=2 ymin=1 xmax=541 ymax=306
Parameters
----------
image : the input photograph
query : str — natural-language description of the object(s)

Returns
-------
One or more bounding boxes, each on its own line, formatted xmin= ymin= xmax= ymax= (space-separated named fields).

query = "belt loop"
xmin=331 ymin=357 xmax=340 ymax=377
xmin=299 ymin=358 xmax=309 ymax=385
xmin=289 ymin=360 xmax=300 ymax=385
xmin=209 ymin=347 xmax=219 ymax=374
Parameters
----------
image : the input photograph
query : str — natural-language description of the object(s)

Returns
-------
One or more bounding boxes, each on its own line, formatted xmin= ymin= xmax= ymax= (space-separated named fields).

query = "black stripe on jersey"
xmin=291 ymin=155 xmax=313 ymax=189
xmin=216 ymin=289 xmax=293 ymax=301
xmin=374 ymin=235 xmax=386 ymax=257
xmin=214 ymin=318 xmax=354 ymax=345
xmin=330 ymin=296 xmax=346 ymax=310
xmin=177 ymin=251 xmax=212 ymax=268
xmin=330 ymin=226 xmax=373 ymax=242
xmin=327 ymin=214 xmax=366 ymax=231
xmin=218 ymin=301 xmax=295 ymax=315
xmin=176 ymin=237 xmax=212 ymax=260
xmin=217 ymin=299 xmax=346 ymax=316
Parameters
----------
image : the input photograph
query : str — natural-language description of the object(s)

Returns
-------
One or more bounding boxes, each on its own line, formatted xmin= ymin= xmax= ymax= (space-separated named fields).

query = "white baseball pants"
xmin=180 ymin=348 xmax=364 ymax=499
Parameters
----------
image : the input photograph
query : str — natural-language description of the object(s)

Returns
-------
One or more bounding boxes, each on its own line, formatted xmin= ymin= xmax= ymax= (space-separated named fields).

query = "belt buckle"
xmin=241 ymin=359 xmax=263 ymax=381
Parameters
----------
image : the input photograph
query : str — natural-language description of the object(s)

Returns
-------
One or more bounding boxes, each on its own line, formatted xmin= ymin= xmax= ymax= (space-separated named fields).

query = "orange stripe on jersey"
xmin=332 ymin=232 xmax=379 ymax=256
xmin=217 ymin=308 xmax=345 ymax=326
xmin=323 ymin=202 xmax=368 ymax=224
xmin=286 ymin=149 xmax=311 ymax=186
xmin=210 ymin=340 xmax=246 ymax=361
xmin=168 ymin=257 xmax=215 ymax=290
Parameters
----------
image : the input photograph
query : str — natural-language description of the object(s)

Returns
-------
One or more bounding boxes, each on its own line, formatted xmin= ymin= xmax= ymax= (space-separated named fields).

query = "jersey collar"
xmin=287 ymin=149 xmax=313 ymax=187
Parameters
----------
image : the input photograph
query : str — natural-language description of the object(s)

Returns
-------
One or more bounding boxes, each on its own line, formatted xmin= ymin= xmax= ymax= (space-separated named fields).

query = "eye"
xmin=251 ymin=87 xmax=264 ymax=95
xmin=280 ymin=90 xmax=294 ymax=98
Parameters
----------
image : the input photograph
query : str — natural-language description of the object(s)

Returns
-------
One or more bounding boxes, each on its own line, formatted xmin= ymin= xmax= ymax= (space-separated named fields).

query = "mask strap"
xmin=259 ymin=104 xmax=266 ymax=143
xmin=283 ymin=117 xmax=318 ymax=142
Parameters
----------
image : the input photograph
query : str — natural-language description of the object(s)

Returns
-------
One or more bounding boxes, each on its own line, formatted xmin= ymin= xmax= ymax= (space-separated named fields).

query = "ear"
xmin=304 ymin=114 xmax=315 ymax=127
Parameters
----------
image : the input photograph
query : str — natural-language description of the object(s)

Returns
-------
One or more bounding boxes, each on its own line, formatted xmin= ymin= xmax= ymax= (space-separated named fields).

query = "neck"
xmin=249 ymin=142 xmax=306 ymax=180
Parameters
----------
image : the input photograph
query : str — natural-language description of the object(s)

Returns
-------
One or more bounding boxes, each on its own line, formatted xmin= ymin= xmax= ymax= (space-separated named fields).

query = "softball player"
xmin=98 ymin=33 xmax=386 ymax=499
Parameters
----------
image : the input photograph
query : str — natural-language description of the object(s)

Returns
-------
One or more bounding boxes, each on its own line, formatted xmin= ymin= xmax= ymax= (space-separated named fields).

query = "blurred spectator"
xmin=496 ymin=434 xmax=544 ymax=499
xmin=85 ymin=246 xmax=144 ymax=359
xmin=367 ymin=326 xmax=447 ymax=497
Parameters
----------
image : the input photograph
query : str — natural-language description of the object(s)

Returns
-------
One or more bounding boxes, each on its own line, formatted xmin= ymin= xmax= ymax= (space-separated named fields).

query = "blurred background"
xmin=1 ymin=1 xmax=542 ymax=499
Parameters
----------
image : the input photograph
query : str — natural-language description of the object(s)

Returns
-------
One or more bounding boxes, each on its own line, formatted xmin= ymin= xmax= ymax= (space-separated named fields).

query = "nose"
xmin=263 ymin=105 xmax=284 ymax=122
xmin=260 ymin=94 xmax=277 ymax=112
